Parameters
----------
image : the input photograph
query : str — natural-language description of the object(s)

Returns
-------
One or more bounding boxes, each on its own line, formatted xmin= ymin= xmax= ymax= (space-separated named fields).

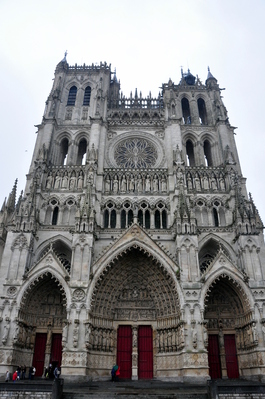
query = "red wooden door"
xmin=32 ymin=333 xmax=47 ymax=376
xmin=138 ymin=325 xmax=153 ymax=379
xmin=117 ymin=326 xmax=132 ymax=379
xmin=208 ymin=335 xmax=222 ymax=379
xmin=224 ymin=334 xmax=239 ymax=379
xmin=50 ymin=334 xmax=62 ymax=367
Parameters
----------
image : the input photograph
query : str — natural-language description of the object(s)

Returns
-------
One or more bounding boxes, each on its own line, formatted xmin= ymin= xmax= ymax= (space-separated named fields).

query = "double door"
xmin=32 ymin=333 xmax=62 ymax=376
xmin=117 ymin=325 xmax=153 ymax=379
xmin=208 ymin=334 xmax=239 ymax=379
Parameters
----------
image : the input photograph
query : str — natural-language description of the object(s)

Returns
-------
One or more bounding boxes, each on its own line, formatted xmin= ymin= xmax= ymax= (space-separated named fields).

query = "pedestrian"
xmin=17 ymin=366 xmax=21 ymax=380
xmin=54 ymin=366 xmax=60 ymax=379
xmin=115 ymin=366 xmax=120 ymax=382
xmin=32 ymin=366 xmax=36 ymax=380
xmin=12 ymin=370 xmax=17 ymax=382
xmin=22 ymin=365 xmax=26 ymax=380
xmin=111 ymin=364 xmax=119 ymax=382
xmin=28 ymin=366 xmax=33 ymax=380
xmin=5 ymin=370 xmax=10 ymax=382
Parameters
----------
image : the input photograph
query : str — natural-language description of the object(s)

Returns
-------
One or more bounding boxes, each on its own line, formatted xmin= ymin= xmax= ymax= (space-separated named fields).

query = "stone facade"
xmin=0 ymin=56 xmax=264 ymax=382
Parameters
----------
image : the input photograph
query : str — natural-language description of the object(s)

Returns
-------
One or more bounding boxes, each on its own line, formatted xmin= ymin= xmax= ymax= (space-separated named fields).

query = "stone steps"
xmin=63 ymin=381 xmax=209 ymax=399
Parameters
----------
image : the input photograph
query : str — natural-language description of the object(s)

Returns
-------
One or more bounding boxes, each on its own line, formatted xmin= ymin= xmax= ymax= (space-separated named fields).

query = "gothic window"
xmin=114 ymin=138 xmax=157 ymax=168
xmin=155 ymin=210 xmax=160 ymax=229
xmin=83 ymin=86 xmax=91 ymax=106
xmin=52 ymin=206 xmax=59 ymax=225
xmin=203 ymin=140 xmax=213 ymax=167
xmin=38 ymin=240 xmax=72 ymax=273
xmin=104 ymin=203 xmax=116 ymax=228
xmin=181 ymin=98 xmax=191 ymax=124
xmin=67 ymin=86 xmax=77 ymax=106
xmin=138 ymin=203 xmax=151 ymax=228
xmin=213 ymin=207 xmax=219 ymax=227
xmin=121 ymin=210 xmax=126 ymax=228
xmin=197 ymin=98 xmax=207 ymax=125
xmin=154 ymin=203 xmax=167 ymax=229
xmin=77 ymin=139 xmax=87 ymax=165
xmin=110 ymin=210 xmax=116 ymax=228
xmin=60 ymin=138 xmax=69 ymax=166
xmin=128 ymin=209 xmax=133 ymax=225
xmin=186 ymin=140 xmax=195 ymax=166
xmin=138 ymin=210 xmax=143 ymax=226
xmin=162 ymin=210 xmax=167 ymax=229
xmin=199 ymin=239 xmax=229 ymax=273
xmin=121 ymin=202 xmax=133 ymax=228
xmin=104 ymin=210 xmax=109 ymax=228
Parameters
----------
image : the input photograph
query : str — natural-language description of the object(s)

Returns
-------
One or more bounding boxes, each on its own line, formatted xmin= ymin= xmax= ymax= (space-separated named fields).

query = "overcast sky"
xmin=0 ymin=0 xmax=265 ymax=225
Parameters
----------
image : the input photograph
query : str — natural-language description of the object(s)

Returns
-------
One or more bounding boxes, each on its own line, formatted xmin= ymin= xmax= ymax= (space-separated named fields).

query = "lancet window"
xmin=83 ymin=86 xmax=91 ymax=106
xmin=67 ymin=86 xmax=77 ymax=106
xmin=77 ymin=139 xmax=87 ymax=165
xmin=59 ymin=138 xmax=69 ymax=166
xmin=138 ymin=202 xmax=150 ymax=228
xmin=197 ymin=98 xmax=207 ymax=125
xmin=181 ymin=98 xmax=191 ymax=124
xmin=186 ymin=140 xmax=195 ymax=166
xmin=121 ymin=202 xmax=133 ymax=228
xmin=203 ymin=140 xmax=213 ymax=167
xmin=103 ymin=202 xmax=116 ymax=228
xmin=52 ymin=206 xmax=59 ymax=225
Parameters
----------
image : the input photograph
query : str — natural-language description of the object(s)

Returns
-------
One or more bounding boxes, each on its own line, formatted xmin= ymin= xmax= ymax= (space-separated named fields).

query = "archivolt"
xmin=203 ymin=272 xmax=252 ymax=314
xmin=90 ymin=246 xmax=180 ymax=319
xmin=19 ymin=271 xmax=68 ymax=309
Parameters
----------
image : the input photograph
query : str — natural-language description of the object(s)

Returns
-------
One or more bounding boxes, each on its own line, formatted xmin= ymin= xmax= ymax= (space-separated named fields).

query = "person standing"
xmin=12 ymin=370 xmax=17 ymax=382
xmin=5 ymin=370 xmax=10 ymax=382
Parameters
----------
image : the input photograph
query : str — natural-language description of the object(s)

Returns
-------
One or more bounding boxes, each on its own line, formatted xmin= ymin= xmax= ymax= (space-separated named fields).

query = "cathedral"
xmin=0 ymin=55 xmax=264 ymax=382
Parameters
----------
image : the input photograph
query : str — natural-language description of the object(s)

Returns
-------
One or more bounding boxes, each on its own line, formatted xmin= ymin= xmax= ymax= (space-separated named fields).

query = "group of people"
xmin=44 ymin=364 xmax=61 ymax=380
xmin=5 ymin=365 xmax=36 ymax=382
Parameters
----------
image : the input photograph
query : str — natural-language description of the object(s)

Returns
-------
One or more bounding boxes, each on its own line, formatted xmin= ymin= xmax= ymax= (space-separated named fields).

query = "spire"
xmin=113 ymin=68 xmax=117 ymax=83
xmin=206 ymin=66 xmax=217 ymax=81
xmin=6 ymin=179 xmax=17 ymax=212
xmin=1 ymin=198 xmax=6 ymax=213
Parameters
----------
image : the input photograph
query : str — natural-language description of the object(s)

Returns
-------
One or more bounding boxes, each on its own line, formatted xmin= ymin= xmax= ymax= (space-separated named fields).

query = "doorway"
xmin=32 ymin=333 xmax=47 ymax=376
xmin=208 ymin=334 xmax=221 ymax=379
xmin=138 ymin=325 xmax=153 ymax=379
xmin=117 ymin=325 xmax=132 ymax=379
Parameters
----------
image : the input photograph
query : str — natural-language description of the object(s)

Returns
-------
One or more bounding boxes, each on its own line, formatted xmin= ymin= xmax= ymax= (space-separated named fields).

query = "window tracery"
xmin=114 ymin=138 xmax=157 ymax=168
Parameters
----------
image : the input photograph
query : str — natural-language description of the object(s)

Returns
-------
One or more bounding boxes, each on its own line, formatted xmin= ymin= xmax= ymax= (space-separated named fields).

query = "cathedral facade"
xmin=0 ymin=56 xmax=264 ymax=382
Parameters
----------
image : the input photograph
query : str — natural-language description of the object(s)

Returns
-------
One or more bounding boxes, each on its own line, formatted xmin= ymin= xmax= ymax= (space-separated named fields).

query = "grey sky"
xmin=0 ymin=0 xmax=264 ymax=224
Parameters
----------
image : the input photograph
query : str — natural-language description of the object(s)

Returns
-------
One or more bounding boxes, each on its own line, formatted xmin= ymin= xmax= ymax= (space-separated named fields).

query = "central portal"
xmin=117 ymin=325 xmax=153 ymax=379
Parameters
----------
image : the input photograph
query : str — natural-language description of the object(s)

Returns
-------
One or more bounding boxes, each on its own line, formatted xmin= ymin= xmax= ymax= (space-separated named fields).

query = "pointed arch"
xmin=88 ymin=245 xmax=182 ymax=322
xmin=17 ymin=269 xmax=71 ymax=310
xmin=88 ymin=226 xmax=183 ymax=310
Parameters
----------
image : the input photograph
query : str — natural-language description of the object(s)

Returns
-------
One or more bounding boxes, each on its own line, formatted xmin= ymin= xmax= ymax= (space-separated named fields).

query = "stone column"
xmin=132 ymin=325 xmax=138 ymax=380
xmin=218 ymin=329 xmax=227 ymax=378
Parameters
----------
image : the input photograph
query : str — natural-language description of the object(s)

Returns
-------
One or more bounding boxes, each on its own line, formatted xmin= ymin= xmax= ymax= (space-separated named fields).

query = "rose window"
xmin=114 ymin=138 xmax=157 ymax=168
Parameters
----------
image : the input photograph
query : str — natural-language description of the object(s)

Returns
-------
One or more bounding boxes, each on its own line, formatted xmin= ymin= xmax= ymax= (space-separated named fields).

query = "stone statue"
xmin=77 ymin=172 xmax=84 ymax=189
xmin=46 ymin=173 xmax=53 ymax=189
xmin=105 ymin=176 xmax=110 ymax=193
xmin=145 ymin=175 xmax=151 ymax=192
xmin=121 ymin=175 xmax=127 ymax=192
xmin=113 ymin=176 xmax=119 ymax=194
xmin=62 ymin=172 xmax=69 ymax=189
xmin=153 ymin=175 xmax=158 ymax=192
xmin=161 ymin=177 xmax=167 ymax=192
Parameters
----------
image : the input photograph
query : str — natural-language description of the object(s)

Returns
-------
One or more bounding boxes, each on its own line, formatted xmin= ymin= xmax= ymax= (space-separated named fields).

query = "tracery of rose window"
xmin=114 ymin=138 xmax=157 ymax=168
